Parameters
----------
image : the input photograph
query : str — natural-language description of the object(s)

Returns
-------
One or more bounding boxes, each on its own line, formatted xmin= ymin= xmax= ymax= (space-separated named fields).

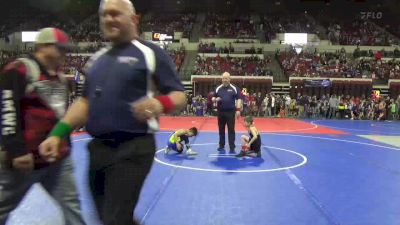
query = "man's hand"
xmin=131 ymin=97 xmax=164 ymax=122
xmin=39 ymin=136 xmax=62 ymax=163
xmin=12 ymin=153 xmax=34 ymax=172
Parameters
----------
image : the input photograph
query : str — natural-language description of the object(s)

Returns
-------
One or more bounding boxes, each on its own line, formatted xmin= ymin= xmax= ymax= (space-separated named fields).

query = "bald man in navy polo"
xmin=213 ymin=72 xmax=242 ymax=153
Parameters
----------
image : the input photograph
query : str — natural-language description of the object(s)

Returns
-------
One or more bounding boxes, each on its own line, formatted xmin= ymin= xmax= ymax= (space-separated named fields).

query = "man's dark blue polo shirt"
xmin=82 ymin=40 xmax=184 ymax=137
xmin=214 ymin=84 xmax=240 ymax=112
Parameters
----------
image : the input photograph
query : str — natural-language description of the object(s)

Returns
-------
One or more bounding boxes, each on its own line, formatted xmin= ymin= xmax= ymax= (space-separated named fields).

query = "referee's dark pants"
xmin=217 ymin=110 xmax=236 ymax=151
xmin=87 ymin=134 xmax=155 ymax=225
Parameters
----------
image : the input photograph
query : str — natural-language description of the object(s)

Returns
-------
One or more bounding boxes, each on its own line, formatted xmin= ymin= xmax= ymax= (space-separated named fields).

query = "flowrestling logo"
xmin=152 ymin=32 xmax=174 ymax=41
xmin=360 ymin=12 xmax=383 ymax=20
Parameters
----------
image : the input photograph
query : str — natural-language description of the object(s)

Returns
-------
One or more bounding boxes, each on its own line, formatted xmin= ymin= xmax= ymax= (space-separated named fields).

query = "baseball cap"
xmin=35 ymin=27 xmax=76 ymax=51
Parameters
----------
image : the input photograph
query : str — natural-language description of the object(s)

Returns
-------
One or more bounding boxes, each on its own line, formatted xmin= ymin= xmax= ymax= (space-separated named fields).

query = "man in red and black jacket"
xmin=0 ymin=27 xmax=85 ymax=225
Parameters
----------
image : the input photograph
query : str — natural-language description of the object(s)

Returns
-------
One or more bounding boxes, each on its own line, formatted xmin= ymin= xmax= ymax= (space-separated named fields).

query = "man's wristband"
xmin=49 ymin=121 xmax=73 ymax=139
xmin=156 ymin=95 xmax=174 ymax=114
xmin=236 ymin=108 xmax=241 ymax=112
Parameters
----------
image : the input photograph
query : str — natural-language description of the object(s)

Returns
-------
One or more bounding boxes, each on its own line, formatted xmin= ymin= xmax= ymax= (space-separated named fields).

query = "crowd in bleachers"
xmin=0 ymin=6 xmax=91 ymax=43
xmin=278 ymin=48 xmax=358 ymax=78
xmin=68 ymin=15 xmax=106 ymax=42
xmin=1 ymin=9 xmax=400 ymax=84
xmin=260 ymin=14 xmax=319 ymax=43
xmin=354 ymin=58 xmax=400 ymax=80
xmin=203 ymin=13 xmax=256 ymax=38
xmin=59 ymin=47 xmax=184 ymax=75
xmin=79 ymin=42 xmax=107 ymax=53
xmin=141 ymin=13 xmax=195 ymax=38
xmin=353 ymin=48 xmax=400 ymax=59
xmin=1 ymin=11 xmax=196 ymax=43
xmin=61 ymin=55 xmax=90 ymax=74
xmin=326 ymin=20 xmax=396 ymax=46
xmin=0 ymin=47 xmax=184 ymax=75
xmin=2 ymin=10 xmax=400 ymax=47
xmin=193 ymin=55 xmax=273 ymax=76
xmin=278 ymin=47 xmax=400 ymax=80
xmin=381 ymin=22 xmax=400 ymax=40
xmin=182 ymin=91 xmax=400 ymax=121
xmin=352 ymin=48 xmax=400 ymax=79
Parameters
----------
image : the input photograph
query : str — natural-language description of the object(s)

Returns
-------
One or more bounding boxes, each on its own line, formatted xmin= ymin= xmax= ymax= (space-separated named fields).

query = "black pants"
xmin=339 ymin=109 xmax=345 ymax=119
xmin=217 ymin=111 xmax=236 ymax=150
xmin=87 ymin=134 xmax=155 ymax=225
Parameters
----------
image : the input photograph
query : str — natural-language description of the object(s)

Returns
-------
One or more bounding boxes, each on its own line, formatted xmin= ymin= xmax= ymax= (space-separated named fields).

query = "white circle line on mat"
xmin=154 ymin=143 xmax=308 ymax=173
